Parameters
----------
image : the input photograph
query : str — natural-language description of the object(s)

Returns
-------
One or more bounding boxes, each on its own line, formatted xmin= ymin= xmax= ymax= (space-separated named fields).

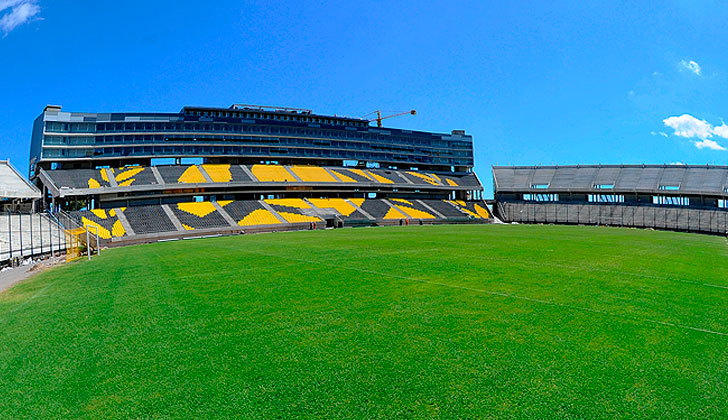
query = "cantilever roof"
xmin=0 ymin=160 xmax=41 ymax=199
xmin=493 ymin=164 xmax=728 ymax=196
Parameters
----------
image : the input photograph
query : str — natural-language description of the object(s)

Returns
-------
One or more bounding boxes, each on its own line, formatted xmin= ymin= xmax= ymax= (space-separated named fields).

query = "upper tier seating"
xmin=45 ymin=164 xmax=479 ymax=191
xmin=111 ymin=166 xmax=158 ymax=187
xmin=290 ymin=166 xmax=338 ymax=183
xmin=251 ymin=164 xmax=295 ymax=182
xmin=47 ymin=169 xmax=111 ymax=189
xmin=157 ymin=166 xmax=190 ymax=184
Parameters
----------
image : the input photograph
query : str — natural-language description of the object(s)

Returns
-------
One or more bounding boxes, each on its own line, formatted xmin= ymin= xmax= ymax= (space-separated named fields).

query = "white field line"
xmin=240 ymin=249 xmax=728 ymax=337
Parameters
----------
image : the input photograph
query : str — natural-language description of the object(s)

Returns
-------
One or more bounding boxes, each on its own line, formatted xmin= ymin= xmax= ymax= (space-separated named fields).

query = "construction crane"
xmin=365 ymin=110 xmax=416 ymax=127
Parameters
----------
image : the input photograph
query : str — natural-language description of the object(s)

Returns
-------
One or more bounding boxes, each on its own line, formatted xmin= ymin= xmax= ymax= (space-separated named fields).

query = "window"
xmin=653 ymin=196 xmax=689 ymax=206
xmin=531 ymin=184 xmax=549 ymax=189
xmin=588 ymin=194 xmax=624 ymax=203
xmin=593 ymin=184 xmax=614 ymax=189
xmin=719 ymin=200 xmax=728 ymax=209
xmin=659 ymin=185 xmax=680 ymax=191
xmin=523 ymin=193 xmax=558 ymax=202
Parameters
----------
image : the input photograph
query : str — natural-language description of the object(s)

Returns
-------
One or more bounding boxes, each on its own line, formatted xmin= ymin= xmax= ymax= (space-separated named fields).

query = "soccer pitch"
xmin=1 ymin=224 xmax=727 ymax=419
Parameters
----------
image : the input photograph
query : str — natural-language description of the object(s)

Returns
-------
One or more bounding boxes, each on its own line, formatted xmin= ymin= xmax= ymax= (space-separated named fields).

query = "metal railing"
xmin=0 ymin=211 xmax=68 ymax=263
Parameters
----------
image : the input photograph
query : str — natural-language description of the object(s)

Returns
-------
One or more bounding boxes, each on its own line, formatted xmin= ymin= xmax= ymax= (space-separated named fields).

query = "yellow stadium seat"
xmin=393 ymin=205 xmax=435 ymax=219
xmin=474 ymin=204 xmax=490 ymax=218
xmin=116 ymin=167 xmax=144 ymax=182
xmin=178 ymin=166 xmax=207 ymax=183
xmin=290 ymin=166 xmax=338 ymax=183
xmin=383 ymin=207 xmax=407 ymax=220
xmin=91 ymin=209 xmax=107 ymax=219
xmin=88 ymin=178 xmax=100 ymax=189
xmin=264 ymin=198 xmax=311 ymax=209
xmin=251 ymin=165 xmax=295 ymax=182
xmin=238 ymin=209 xmax=283 ymax=226
xmin=202 ymin=164 xmax=232 ymax=182
xmin=308 ymin=198 xmax=357 ymax=216
xmin=406 ymin=171 xmax=441 ymax=185
xmin=178 ymin=202 xmax=218 ymax=217
xmin=81 ymin=217 xmax=111 ymax=239
xmin=366 ymin=171 xmax=393 ymax=184
xmin=278 ymin=212 xmax=321 ymax=223
xmin=348 ymin=198 xmax=364 ymax=207
xmin=111 ymin=220 xmax=126 ymax=237
xmin=329 ymin=170 xmax=357 ymax=183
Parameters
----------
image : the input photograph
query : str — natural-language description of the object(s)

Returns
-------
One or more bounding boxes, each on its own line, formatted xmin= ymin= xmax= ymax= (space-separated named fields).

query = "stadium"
xmin=1 ymin=102 xmax=727 ymax=418
xmin=2 ymin=3 xmax=728 ymax=418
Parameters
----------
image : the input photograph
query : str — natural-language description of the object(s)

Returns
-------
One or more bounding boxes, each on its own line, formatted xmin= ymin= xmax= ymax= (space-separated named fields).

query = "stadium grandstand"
xmin=493 ymin=164 xmax=728 ymax=235
xmin=0 ymin=160 xmax=68 ymax=264
xmin=29 ymin=104 xmax=490 ymax=245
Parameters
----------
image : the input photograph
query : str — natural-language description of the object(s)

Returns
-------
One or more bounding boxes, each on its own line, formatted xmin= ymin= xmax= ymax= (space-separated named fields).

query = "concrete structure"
xmin=493 ymin=165 xmax=728 ymax=235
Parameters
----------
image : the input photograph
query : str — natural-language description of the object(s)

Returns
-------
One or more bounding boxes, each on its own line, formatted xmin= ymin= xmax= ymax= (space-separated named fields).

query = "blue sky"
xmin=2 ymin=1 xmax=728 ymax=196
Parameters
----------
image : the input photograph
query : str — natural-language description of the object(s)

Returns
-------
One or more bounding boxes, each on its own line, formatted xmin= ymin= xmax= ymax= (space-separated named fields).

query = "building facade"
xmin=493 ymin=165 xmax=728 ymax=235
xmin=30 ymin=104 xmax=474 ymax=177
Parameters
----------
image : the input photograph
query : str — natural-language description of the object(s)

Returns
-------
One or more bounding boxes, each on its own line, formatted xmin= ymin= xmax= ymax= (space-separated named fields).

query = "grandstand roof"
xmin=0 ymin=160 xmax=41 ymax=200
xmin=493 ymin=164 xmax=728 ymax=196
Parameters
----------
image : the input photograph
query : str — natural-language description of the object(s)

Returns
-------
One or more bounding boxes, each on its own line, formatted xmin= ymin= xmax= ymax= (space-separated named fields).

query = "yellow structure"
xmin=290 ymin=165 xmax=338 ymax=183
xmin=251 ymin=165 xmax=295 ymax=182
xmin=177 ymin=202 xmax=218 ymax=217
xmin=238 ymin=209 xmax=282 ymax=226
xmin=178 ymin=165 xmax=207 ymax=183
xmin=202 ymin=164 xmax=232 ymax=182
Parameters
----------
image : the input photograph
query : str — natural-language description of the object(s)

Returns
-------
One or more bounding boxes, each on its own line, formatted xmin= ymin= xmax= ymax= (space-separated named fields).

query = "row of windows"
xmin=529 ymin=184 xmax=718 ymax=192
xmin=184 ymin=109 xmax=367 ymax=127
xmin=523 ymin=194 xmax=558 ymax=201
xmin=42 ymin=135 xmax=473 ymax=160
xmin=44 ymin=121 xmax=469 ymax=149
xmin=41 ymin=145 xmax=464 ymax=165
xmin=523 ymin=194 xmax=697 ymax=207
xmin=43 ymin=133 xmax=466 ymax=154
xmin=588 ymin=194 xmax=625 ymax=203
xmin=653 ymin=196 xmax=689 ymax=206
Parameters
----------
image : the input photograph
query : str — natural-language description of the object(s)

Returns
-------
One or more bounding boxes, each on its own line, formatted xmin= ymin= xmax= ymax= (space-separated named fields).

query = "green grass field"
xmin=1 ymin=224 xmax=727 ymax=419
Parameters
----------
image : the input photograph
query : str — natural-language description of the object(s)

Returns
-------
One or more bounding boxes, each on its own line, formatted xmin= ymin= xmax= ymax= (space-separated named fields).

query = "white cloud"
xmin=712 ymin=123 xmax=728 ymax=139
xmin=663 ymin=114 xmax=713 ymax=139
xmin=0 ymin=0 xmax=39 ymax=34
xmin=695 ymin=139 xmax=726 ymax=151
xmin=651 ymin=131 xmax=668 ymax=137
xmin=670 ymin=162 xmax=686 ymax=165
xmin=679 ymin=59 xmax=701 ymax=75
xmin=662 ymin=114 xmax=728 ymax=151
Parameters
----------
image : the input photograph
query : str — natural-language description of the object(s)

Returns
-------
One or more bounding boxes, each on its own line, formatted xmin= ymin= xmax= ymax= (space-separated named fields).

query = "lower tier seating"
xmin=70 ymin=199 xmax=490 ymax=241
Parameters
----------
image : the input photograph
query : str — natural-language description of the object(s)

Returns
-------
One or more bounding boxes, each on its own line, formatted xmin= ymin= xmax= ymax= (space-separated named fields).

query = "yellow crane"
xmin=365 ymin=109 xmax=417 ymax=127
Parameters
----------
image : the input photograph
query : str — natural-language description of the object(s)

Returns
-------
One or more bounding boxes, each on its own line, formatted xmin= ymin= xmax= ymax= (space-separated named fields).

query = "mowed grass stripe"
xmin=0 ymin=224 xmax=727 ymax=418
xmin=209 ymin=226 xmax=728 ymax=334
